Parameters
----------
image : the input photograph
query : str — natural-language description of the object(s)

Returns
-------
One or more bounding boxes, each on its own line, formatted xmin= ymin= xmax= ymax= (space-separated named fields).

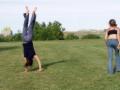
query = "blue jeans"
xmin=106 ymin=39 xmax=120 ymax=74
xmin=22 ymin=13 xmax=36 ymax=43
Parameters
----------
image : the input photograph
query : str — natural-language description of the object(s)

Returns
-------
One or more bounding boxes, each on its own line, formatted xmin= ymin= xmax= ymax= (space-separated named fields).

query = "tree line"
xmin=0 ymin=21 xmax=79 ymax=42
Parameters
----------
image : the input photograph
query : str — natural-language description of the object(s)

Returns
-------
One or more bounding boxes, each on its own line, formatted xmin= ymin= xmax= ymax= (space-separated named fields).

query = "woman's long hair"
xmin=109 ymin=19 xmax=117 ymax=27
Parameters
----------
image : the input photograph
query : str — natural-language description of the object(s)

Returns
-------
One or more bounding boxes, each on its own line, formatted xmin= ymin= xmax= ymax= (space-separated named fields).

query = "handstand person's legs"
xmin=24 ymin=7 xmax=37 ymax=42
xmin=29 ymin=7 xmax=37 ymax=29
xmin=23 ymin=6 xmax=29 ymax=36
xmin=23 ymin=6 xmax=29 ymax=28
xmin=28 ymin=7 xmax=37 ymax=35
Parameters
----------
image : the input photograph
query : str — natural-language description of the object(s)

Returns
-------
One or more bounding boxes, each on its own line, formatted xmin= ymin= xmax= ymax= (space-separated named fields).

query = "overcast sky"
xmin=0 ymin=0 xmax=120 ymax=33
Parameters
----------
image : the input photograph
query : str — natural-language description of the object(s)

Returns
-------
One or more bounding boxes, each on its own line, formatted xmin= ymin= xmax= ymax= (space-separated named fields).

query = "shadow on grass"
xmin=0 ymin=46 xmax=19 ymax=52
xmin=31 ymin=60 xmax=66 ymax=71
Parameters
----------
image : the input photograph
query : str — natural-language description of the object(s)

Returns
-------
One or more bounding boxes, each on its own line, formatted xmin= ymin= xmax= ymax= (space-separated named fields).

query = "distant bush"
xmin=65 ymin=33 xmax=79 ymax=40
xmin=0 ymin=35 xmax=13 ymax=42
xmin=0 ymin=35 xmax=6 ymax=42
xmin=12 ymin=33 xmax=22 ymax=41
xmin=0 ymin=33 xmax=22 ymax=42
xmin=81 ymin=34 xmax=101 ymax=39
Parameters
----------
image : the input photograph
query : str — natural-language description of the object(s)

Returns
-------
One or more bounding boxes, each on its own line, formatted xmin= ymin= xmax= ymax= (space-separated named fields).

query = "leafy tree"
xmin=33 ymin=21 xmax=65 ymax=40
xmin=12 ymin=33 xmax=22 ymax=41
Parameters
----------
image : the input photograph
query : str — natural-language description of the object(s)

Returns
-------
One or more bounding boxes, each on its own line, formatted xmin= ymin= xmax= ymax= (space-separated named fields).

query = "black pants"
xmin=23 ymin=42 xmax=36 ymax=67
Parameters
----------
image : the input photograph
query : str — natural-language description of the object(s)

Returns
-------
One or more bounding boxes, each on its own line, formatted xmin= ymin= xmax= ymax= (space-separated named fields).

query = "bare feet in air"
xmin=32 ymin=7 xmax=37 ymax=15
xmin=34 ymin=7 xmax=37 ymax=12
xmin=25 ymin=6 xmax=29 ymax=15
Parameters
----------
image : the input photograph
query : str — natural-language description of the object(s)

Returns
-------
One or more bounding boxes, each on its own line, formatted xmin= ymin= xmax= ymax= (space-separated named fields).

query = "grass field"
xmin=0 ymin=39 xmax=120 ymax=90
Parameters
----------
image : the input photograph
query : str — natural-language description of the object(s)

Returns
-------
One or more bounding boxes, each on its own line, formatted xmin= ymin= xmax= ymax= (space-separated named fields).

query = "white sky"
xmin=0 ymin=0 xmax=120 ymax=33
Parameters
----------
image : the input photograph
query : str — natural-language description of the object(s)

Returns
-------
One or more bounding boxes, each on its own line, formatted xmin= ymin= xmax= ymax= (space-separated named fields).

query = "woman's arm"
xmin=105 ymin=29 xmax=108 ymax=41
xmin=117 ymin=28 xmax=120 ymax=43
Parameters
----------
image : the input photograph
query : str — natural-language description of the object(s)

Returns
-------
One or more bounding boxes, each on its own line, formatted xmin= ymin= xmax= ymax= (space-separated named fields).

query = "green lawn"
xmin=0 ymin=39 xmax=120 ymax=90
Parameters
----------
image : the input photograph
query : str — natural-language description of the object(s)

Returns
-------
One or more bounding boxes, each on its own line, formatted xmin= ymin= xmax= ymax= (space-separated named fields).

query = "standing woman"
xmin=105 ymin=19 xmax=120 ymax=74
xmin=22 ymin=6 xmax=42 ymax=72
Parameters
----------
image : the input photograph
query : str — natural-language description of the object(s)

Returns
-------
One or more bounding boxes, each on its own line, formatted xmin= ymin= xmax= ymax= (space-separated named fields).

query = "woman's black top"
xmin=108 ymin=29 xmax=117 ymax=36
